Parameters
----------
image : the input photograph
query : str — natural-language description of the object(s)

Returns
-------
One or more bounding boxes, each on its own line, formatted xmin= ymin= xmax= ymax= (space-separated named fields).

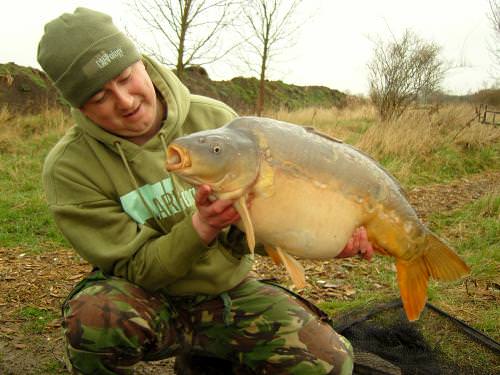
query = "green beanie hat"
xmin=37 ymin=7 xmax=141 ymax=108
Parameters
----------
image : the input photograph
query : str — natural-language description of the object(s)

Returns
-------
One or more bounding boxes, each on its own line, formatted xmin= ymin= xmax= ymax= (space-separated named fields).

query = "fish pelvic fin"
xmin=423 ymin=231 xmax=470 ymax=281
xmin=274 ymin=247 xmax=307 ymax=289
xmin=396 ymin=257 xmax=429 ymax=321
xmin=264 ymin=245 xmax=283 ymax=266
xmin=234 ymin=196 xmax=255 ymax=254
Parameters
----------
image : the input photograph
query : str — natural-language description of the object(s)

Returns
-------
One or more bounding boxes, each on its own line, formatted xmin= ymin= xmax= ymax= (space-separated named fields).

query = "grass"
xmin=0 ymin=107 xmax=68 ymax=252
xmin=41 ymin=359 xmax=66 ymax=374
xmin=429 ymin=193 xmax=500 ymax=273
xmin=317 ymin=256 xmax=399 ymax=316
xmin=17 ymin=306 xmax=57 ymax=334
xmin=428 ymin=193 xmax=500 ymax=339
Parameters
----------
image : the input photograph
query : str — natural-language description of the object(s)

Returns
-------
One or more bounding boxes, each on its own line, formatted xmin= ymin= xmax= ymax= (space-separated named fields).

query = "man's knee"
xmin=64 ymin=279 xmax=161 ymax=347
xmin=238 ymin=280 xmax=353 ymax=374
xmin=297 ymin=318 xmax=354 ymax=375
xmin=62 ymin=277 xmax=172 ymax=374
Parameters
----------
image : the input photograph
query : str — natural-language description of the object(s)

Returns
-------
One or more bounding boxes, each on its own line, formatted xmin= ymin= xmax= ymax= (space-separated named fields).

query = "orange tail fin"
xmin=396 ymin=257 xmax=430 ymax=321
xmin=423 ymin=232 xmax=470 ymax=281
xmin=397 ymin=231 xmax=470 ymax=321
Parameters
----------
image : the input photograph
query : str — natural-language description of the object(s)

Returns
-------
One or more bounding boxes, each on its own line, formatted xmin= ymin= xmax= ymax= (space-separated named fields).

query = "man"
xmin=38 ymin=8 xmax=374 ymax=375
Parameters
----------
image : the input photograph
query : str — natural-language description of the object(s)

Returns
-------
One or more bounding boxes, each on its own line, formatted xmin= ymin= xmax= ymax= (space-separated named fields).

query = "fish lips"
xmin=166 ymin=144 xmax=192 ymax=171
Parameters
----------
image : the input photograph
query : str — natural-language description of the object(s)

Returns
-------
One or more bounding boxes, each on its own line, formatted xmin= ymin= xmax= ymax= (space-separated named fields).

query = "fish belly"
xmin=249 ymin=172 xmax=363 ymax=259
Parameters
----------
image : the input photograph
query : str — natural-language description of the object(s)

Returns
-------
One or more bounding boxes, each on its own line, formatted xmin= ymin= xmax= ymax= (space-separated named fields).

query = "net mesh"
xmin=334 ymin=300 xmax=500 ymax=375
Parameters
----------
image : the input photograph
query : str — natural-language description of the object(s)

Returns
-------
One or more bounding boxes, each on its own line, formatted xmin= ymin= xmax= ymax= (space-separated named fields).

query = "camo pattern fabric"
xmin=62 ymin=271 xmax=353 ymax=374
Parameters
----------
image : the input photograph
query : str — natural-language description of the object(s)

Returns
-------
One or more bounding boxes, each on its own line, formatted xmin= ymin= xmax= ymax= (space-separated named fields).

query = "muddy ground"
xmin=0 ymin=171 xmax=499 ymax=374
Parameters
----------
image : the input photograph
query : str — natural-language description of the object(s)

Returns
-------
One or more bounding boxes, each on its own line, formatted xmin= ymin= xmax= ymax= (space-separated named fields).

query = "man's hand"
xmin=336 ymin=226 xmax=374 ymax=261
xmin=192 ymin=185 xmax=240 ymax=245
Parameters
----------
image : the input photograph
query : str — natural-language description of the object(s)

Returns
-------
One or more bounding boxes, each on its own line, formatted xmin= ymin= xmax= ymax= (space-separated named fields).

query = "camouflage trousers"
xmin=62 ymin=271 xmax=353 ymax=374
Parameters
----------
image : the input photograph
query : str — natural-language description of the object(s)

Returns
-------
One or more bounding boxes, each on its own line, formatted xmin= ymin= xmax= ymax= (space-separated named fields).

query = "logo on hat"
xmin=95 ymin=48 xmax=125 ymax=69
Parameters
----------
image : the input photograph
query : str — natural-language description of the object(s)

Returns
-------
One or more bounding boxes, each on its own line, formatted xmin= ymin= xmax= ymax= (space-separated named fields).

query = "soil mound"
xmin=0 ymin=62 xmax=347 ymax=115
xmin=0 ymin=63 xmax=62 ymax=114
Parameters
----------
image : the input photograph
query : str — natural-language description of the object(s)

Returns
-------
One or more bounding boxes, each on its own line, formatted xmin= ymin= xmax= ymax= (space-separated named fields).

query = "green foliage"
xmin=1 ymin=103 xmax=498 ymax=345
xmin=319 ymin=292 xmax=393 ymax=317
xmin=0 ymin=111 xmax=68 ymax=253
xmin=402 ymin=145 xmax=499 ymax=187
xmin=319 ymin=257 xmax=399 ymax=317
xmin=40 ymin=358 xmax=66 ymax=374
xmin=427 ymin=194 xmax=499 ymax=339
xmin=17 ymin=306 xmax=57 ymax=334
xmin=429 ymin=193 xmax=500 ymax=279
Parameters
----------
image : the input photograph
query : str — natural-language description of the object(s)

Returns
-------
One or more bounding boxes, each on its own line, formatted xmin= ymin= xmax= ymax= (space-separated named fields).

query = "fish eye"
xmin=210 ymin=143 xmax=222 ymax=154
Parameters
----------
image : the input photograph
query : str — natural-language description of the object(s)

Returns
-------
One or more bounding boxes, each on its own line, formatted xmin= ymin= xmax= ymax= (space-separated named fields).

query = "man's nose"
xmin=114 ymin=87 xmax=134 ymax=110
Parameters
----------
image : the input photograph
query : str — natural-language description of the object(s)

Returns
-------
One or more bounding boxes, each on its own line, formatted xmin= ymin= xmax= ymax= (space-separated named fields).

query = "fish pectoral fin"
xmin=264 ymin=245 xmax=283 ymax=266
xmin=275 ymin=247 xmax=307 ymax=289
xmin=234 ymin=196 xmax=255 ymax=254
xmin=396 ymin=257 xmax=429 ymax=321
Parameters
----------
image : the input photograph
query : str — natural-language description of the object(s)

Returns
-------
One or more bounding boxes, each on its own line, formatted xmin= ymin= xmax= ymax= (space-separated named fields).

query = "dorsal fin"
xmin=304 ymin=126 xmax=343 ymax=143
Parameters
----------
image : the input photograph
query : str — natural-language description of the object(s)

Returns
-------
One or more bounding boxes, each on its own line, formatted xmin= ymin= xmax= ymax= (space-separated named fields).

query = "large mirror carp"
xmin=166 ymin=117 xmax=470 ymax=321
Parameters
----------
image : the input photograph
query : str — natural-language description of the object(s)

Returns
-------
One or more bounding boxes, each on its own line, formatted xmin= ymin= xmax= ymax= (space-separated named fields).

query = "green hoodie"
xmin=43 ymin=56 xmax=254 ymax=295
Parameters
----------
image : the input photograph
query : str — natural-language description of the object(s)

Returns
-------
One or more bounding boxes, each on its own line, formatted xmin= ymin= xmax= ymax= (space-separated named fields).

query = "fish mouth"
xmin=166 ymin=144 xmax=191 ymax=171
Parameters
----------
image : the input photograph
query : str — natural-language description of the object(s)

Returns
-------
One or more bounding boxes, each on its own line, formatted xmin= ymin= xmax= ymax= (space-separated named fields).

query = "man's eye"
xmin=89 ymin=93 xmax=105 ymax=104
xmin=93 ymin=94 xmax=106 ymax=104
xmin=119 ymin=68 xmax=133 ymax=82
xmin=120 ymin=74 xmax=131 ymax=83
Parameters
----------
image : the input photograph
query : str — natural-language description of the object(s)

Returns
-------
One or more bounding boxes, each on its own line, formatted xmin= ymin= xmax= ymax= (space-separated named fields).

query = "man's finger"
xmin=205 ymin=206 xmax=240 ymax=228
xmin=195 ymin=184 xmax=211 ymax=205
xmin=210 ymin=199 xmax=235 ymax=215
xmin=358 ymin=226 xmax=367 ymax=240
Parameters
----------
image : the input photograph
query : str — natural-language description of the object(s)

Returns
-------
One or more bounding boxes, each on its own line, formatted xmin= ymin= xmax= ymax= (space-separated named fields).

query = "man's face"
xmin=80 ymin=61 xmax=162 ymax=144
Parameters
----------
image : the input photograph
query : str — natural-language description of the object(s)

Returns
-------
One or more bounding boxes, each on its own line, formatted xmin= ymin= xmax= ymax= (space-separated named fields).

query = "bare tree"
xmin=239 ymin=0 xmax=303 ymax=116
xmin=488 ymin=0 xmax=500 ymax=77
xmin=368 ymin=30 xmax=445 ymax=121
xmin=126 ymin=0 xmax=239 ymax=79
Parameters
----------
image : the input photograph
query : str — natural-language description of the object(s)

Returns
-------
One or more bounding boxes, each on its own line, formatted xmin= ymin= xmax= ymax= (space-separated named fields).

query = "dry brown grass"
xmin=356 ymin=104 xmax=500 ymax=158
xmin=266 ymin=104 xmax=375 ymax=126
xmin=266 ymin=103 xmax=500 ymax=156
xmin=0 ymin=106 xmax=69 ymax=153
xmin=264 ymin=104 xmax=376 ymax=140
xmin=263 ymin=103 xmax=500 ymax=185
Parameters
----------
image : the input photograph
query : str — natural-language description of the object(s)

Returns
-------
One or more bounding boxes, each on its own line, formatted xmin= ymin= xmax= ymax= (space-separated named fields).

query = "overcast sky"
xmin=1 ymin=0 xmax=497 ymax=95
